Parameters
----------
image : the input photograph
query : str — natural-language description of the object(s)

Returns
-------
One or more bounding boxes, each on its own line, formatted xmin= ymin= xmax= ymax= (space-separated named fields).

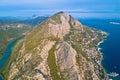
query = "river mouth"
xmin=0 ymin=36 xmax=24 ymax=80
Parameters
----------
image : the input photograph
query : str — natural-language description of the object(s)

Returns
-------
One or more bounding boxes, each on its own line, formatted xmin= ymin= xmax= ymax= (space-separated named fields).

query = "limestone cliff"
xmin=1 ymin=12 xmax=107 ymax=80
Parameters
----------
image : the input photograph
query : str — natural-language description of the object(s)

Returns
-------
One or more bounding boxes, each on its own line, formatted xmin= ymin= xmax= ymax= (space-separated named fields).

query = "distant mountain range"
xmin=0 ymin=15 xmax=48 ymax=58
xmin=0 ymin=16 xmax=48 ymax=26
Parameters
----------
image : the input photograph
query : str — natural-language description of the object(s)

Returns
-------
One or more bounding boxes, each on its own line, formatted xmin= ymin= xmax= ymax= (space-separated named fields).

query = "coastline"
xmin=97 ymin=40 xmax=104 ymax=54
xmin=97 ymin=40 xmax=104 ymax=62
xmin=98 ymin=35 xmax=120 ymax=80
xmin=97 ymin=33 xmax=109 ymax=80
xmin=97 ymin=32 xmax=109 ymax=63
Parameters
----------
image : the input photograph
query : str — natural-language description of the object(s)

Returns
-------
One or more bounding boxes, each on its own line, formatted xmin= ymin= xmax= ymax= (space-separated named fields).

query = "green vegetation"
xmin=50 ymin=13 xmax=62 ymax=24
xmin=76 ymin=55 xmax=82 ymax=68
xmin=0 ymin=26 xmax=31 ymax=58
xmin=84 ymin=70 xmax=92 ymax=80
xmin=0 ymin=38 xmax=42 ymax=79
xmin=64 ymin=27 xmax=91 ymax=62
xmin=72 ymin=43 xmax=91 ymax=61
xmin=64 ymin=23 xmax=107 ymax=80
xmin=0 ymin=12 xmax=107 ymax=79
xmin=47 ymin=42 xmax=62 ymax=80
xmin=99 ymin=68 xmax=106 ymax=79
xmin=0 ymin=38 xmax=24 ymax=80
xmin=24 ymin=25 xmax=49 ymax=51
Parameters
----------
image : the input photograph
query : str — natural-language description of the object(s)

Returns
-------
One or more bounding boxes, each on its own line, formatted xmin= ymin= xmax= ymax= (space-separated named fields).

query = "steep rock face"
xmin=1 ymin=12 xmax=107 ymax=80
xmin=56 ymin=41 xmax=81 ymax=80
xmin=48 ymin=13 xmax=70 ymax=39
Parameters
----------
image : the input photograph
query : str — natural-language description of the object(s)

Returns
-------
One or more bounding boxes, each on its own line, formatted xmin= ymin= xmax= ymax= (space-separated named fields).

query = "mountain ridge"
xmin=1 ymin=12 xmax=108 ymax=80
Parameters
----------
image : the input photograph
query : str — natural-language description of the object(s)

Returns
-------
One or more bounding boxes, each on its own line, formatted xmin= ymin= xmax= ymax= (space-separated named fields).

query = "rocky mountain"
xmin=0 ymin=24 xmax=31 ymax=58
xmin=1 ymin=12 xmax=107 ymax=80
xmin=0 ymin=16 xmax=48 ymax=58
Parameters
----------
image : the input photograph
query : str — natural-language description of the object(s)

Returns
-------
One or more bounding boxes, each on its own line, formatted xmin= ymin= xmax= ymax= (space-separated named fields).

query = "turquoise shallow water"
xmin=0 ymin=36 xmax=23 ymax=80
xmin=79 ymin=18 xmax=120 ymax=80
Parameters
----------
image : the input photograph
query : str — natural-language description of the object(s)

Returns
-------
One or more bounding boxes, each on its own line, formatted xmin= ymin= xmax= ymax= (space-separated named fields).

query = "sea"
xmin=0 ymin=18 xmax=120 ymax=80
xmin=78 ymin=18 xmax=120 ymax=80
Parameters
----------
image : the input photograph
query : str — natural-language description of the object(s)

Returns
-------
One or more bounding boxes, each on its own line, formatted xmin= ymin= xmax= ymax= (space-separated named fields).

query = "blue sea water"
xmin=79 ymin=18 xmax=120 ymax=80
xmin=0 ymin=18 xmax=120 ymax=80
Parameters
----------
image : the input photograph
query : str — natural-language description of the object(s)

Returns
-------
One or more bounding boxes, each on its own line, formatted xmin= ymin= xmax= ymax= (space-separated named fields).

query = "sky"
xmin=0 ymin=0 xmax=120 ymax=18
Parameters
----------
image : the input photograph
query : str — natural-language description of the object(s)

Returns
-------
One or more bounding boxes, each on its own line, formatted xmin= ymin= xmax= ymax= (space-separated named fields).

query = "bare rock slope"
xmin=1 ymin=12 xmax=107 ymax=80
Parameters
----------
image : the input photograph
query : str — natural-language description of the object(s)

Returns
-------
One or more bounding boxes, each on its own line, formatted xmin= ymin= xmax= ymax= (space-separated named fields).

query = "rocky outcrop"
xmin=56 ymin=41 xmax=81 ymax=80
xmin=48 ymin=13 xmax=70 ymax=39
xmin=1 ymin=12 xmax=107 ymax=80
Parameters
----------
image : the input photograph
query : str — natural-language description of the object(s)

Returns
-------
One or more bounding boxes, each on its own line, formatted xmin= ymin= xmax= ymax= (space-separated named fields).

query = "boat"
xmin=107 ymin=72 xmax=119 ymax=77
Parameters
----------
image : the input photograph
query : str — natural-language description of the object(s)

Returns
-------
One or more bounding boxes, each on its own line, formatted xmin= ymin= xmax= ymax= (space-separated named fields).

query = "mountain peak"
xmin=2 ymin=12 xmax=107 ymax=80
xmin=37 ymin=12 xmax=83 ymax=40
xmin=50 ymin=11 xmax=70 ymax=23
xmin=55 ymin=11 xmax=65 ymax=14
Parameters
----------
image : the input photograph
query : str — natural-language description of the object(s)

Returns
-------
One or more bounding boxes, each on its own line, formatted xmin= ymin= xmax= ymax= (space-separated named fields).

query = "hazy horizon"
xmin=0 ymin=0 xmax=120 ymax=18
